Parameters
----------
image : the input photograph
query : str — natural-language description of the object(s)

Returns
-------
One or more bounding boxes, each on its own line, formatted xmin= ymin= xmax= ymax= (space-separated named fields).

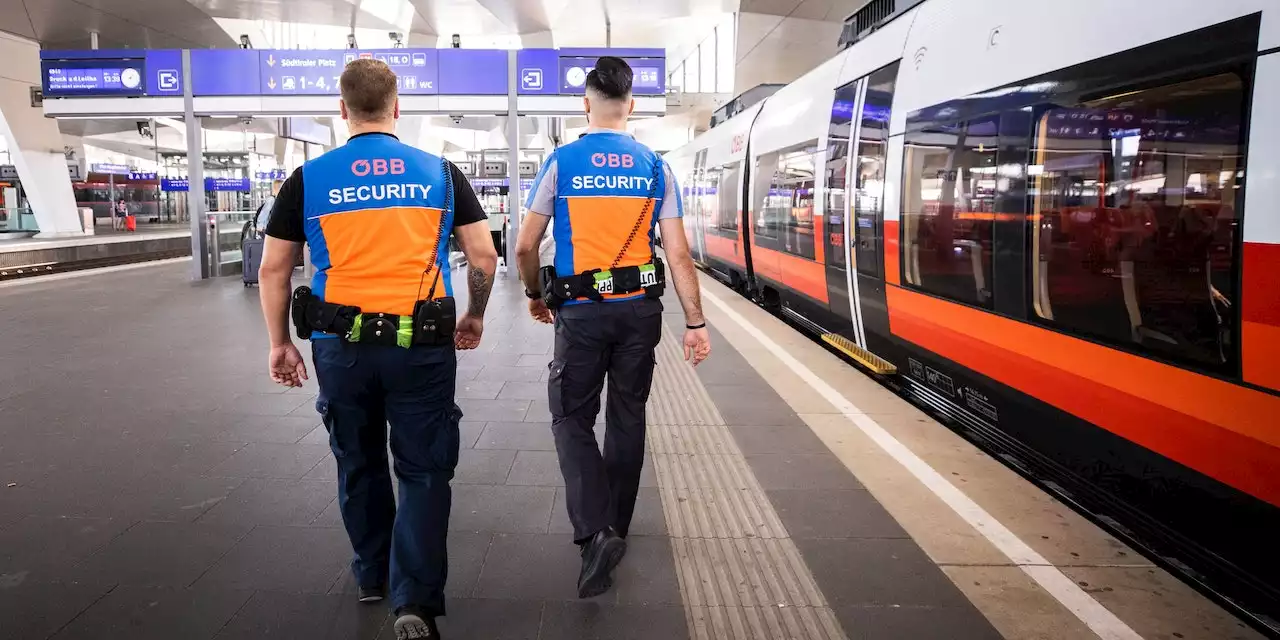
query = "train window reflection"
xmin=901 ymin=116 xmax=999 ymax=308
xmin=762 ymin=149 xmax=817 ymax=260
xmin=1030 ymin=72 xmax=1246 ymax=371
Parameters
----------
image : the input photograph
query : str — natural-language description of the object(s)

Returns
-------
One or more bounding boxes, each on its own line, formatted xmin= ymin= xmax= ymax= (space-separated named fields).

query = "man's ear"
xmin=339 ymin=100 xmax=349 ymax=121
xmin=393 ymin=98 xmax=400 ymax=120
xmin=583 ymin=97 xmax=591 ymax=116
xmin=628 ymin=98 xmax=635 ymax=116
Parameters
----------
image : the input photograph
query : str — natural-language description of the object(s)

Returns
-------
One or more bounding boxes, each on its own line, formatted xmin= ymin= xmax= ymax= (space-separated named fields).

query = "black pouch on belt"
xmin=412 ymin=296 xmax=457 ymax=346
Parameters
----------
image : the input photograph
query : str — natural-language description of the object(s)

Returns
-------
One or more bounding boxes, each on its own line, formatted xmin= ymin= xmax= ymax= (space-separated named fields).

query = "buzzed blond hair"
xmin=340 ymin=59 xmax=398 ymax=122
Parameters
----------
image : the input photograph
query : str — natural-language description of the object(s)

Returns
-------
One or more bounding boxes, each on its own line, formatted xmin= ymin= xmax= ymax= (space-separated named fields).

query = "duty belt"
xmin=540 ymin=258 xmax=665 ymax=307
xmin=291 ymin=287 xmax=455 ymax=347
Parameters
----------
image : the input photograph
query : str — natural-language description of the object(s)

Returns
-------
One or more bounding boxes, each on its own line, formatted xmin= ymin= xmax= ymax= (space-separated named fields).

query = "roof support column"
xmin=183 ymin=49 xmax=210 ymax=280
xmin=0 ymin=32 xmax=84 ymax=236
xmin=505 ymin=48 xmax=520 ymax=278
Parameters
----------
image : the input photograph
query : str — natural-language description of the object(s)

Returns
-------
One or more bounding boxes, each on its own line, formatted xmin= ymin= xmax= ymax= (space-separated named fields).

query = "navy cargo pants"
xmin=312 ymin=338 xmax=461 ymax=616
xmin=549 ymin=297 xmax=663 ymax=543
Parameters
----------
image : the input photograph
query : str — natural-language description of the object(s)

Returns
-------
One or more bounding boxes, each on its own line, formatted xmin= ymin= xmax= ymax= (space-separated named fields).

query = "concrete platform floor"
xmin=0 ymin=262 xmax=1259 ymax=640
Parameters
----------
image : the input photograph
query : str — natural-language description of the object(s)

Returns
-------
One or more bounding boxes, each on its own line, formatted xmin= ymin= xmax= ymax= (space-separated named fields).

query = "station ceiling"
xmin=0 ymin=0 xmax=861 ymax=53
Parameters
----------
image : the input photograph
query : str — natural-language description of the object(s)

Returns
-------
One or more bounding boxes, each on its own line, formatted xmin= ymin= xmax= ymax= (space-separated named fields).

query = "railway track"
xmin=0 ymin=248 xmax=191 ymax=282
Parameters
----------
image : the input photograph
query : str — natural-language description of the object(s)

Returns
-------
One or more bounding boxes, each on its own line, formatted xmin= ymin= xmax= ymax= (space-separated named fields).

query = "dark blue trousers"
xmin=312 ymin=338 xmax=461 ymax=615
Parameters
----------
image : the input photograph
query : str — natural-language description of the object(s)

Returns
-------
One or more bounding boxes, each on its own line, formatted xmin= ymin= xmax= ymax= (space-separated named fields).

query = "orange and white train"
xmin=665 ymin=0 xmax=1280 ymax=631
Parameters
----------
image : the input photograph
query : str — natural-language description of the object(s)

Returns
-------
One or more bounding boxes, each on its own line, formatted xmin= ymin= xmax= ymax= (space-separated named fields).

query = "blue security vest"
xmin=533 ymin=131 xmax=668 ymax=304
xmin=301 ymin=132 xmax=454 ymax=319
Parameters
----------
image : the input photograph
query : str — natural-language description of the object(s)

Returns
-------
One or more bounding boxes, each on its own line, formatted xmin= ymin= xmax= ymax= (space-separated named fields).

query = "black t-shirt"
xmin=265 ymin=143 xmax=487 ymax=243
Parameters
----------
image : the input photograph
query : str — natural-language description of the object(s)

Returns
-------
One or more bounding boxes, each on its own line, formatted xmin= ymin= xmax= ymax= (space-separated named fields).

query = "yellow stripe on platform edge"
xmin=821 ymin=333 xmax=897 ymax=375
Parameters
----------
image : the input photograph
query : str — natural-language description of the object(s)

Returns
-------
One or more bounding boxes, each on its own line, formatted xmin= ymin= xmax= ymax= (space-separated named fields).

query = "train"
xmin=663 ymin=0 xmax=1280 ymax=632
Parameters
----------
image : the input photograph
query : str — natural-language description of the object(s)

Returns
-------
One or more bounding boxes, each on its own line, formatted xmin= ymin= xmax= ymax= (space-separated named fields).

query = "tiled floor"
xmin=0 ymin=263 xmax=1000 ymax=639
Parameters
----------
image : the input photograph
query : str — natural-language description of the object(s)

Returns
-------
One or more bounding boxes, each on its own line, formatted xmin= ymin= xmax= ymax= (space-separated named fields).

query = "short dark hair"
xmin=585 ymin=56 xmax=632 ymax=101
xmin=340 ymin=58 xmax=397 ymax=122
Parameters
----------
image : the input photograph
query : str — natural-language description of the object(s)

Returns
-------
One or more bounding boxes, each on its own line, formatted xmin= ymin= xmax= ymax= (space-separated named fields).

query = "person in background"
xmin=515 ymin=56 xmax=711 ymax=599
xmin=113 ymin=198 xmax=127 ymax=231
xmin=258 ymin=58 xmax=497 ymax=640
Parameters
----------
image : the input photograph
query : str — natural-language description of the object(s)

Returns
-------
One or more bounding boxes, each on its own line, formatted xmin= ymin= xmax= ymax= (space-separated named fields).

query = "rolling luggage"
xmin=242 ymin=237 xmax=264 ymax=286
xmin=125 ymin=215 xmax=136 ymax=232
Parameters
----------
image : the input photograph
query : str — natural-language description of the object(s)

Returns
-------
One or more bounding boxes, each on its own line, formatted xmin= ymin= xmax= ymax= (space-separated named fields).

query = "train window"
xmin=853 ymin=62 xmax=898 ymax=277
xmin=761 ymin=148 xmax=817 ymax=259
xmin=716 ymin=162 xmax=741 ymax=234
xmin=901 ymin=116 xmax=999 ymax=308
xmin=1030 ymin=71 xmax=1247 ymax=371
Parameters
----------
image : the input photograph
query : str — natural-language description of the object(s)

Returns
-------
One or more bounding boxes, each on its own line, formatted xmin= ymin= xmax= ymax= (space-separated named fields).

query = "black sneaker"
xmin=357 ymin=585 xmax=384 ymax=603
xmin=577 ymin=526 xmax=627 ymax=599
xmin=393 ymin=606 xmax=440 ymax=639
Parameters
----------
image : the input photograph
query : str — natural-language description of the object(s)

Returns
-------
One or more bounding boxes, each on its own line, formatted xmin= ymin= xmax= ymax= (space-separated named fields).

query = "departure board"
xmin=43 ymin=59 xmax=146 ymax=96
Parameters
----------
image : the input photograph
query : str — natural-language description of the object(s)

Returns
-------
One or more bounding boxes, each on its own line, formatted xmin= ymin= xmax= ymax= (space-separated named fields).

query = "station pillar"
xmin=0 ymin=32 xmax=85 ymax=236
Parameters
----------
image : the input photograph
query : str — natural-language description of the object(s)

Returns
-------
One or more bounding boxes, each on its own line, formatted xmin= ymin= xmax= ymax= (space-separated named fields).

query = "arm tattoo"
xmin=467 ymin=265 xmax=494 ymax=316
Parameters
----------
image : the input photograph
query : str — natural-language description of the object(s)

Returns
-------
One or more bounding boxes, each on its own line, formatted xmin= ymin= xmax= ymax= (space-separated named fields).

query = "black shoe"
xmin=357 ymin=585 xmax=384 ymax=603
xmin=577 ymin=526 xmax=627 ymax=599
xmin=393 ymin=606 xmax=440 ymax=639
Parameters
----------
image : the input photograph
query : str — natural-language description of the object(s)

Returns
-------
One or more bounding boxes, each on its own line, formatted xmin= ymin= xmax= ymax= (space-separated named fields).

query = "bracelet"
xmin=686 ymin=322 xmax=706 ymax=329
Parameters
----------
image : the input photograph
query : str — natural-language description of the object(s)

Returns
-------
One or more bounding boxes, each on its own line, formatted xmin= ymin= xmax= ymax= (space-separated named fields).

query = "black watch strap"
xmin=686 ymin=322 xmax=706 ymax=329
xmin=525 ymin=288 xmax=541 ymax=300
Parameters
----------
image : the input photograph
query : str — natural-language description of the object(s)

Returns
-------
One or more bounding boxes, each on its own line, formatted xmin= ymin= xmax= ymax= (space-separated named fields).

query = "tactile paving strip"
xmin=648 ymin=324 xmax=848 ymax=640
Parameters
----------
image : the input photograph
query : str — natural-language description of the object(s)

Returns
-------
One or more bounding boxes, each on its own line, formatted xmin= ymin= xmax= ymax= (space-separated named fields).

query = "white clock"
xmin=566 ymin=66 xmax=586 ymax=88
xmin=121 ymin=68 xmax=141 ymax=89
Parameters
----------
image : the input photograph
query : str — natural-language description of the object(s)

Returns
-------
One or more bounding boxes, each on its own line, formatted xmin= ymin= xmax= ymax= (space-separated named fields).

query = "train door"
xmin=848 ymin=62 xmax=900 ymax=355
xmin=822 ymin=78 xmax=865 ymax=343
xmin=689 ymin=149 xmax=709 ymax=263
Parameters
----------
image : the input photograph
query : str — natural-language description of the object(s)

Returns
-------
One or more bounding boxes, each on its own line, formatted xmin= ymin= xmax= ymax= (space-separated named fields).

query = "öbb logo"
xmin=590 ymin=153 xmax=634 ymax=168
xmin=351 ymin=158 xmax=406 ymax=176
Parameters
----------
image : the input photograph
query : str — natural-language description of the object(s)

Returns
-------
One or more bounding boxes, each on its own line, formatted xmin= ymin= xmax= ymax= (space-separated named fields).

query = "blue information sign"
xmin=255 ymin=169 xmax=287 ymax=181
xmin=43 ymin=47 xmax=664 ymax=99
xmin=206 ymin=177 xmax=251 ymax=191
xmin=260 ymin=49 xmax=439 ymax=95
xmin=161 ymin=178 xmax=189 ymax=192
xmin=559 ymin=54 xmax=664 ymax=95
xmin=92 ymin=163 xmax=132 ymax=175
xmin=129 ymin=171 xmax=158 ymax=180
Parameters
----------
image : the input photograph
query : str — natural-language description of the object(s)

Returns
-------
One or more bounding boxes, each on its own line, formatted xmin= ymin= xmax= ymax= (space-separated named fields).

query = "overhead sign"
xmin=260 ymin=49 xmax=439 ymax=95
xmin=161 ymin=177 xmax=189 ymax=191
xmin=281 ymin=117 xmax=331 ymax=145
xmin=40 ymin=50 xmax=182 ymax=98
xmin=41 ymin=48 xmax=662 ymax=98
xmin=206 ymin=177 xmax=251 ymax=192
xmin=129 ymin=171 xmax=157 ymax=180
xmin=92 ymin=163 xmax=131 ymax=175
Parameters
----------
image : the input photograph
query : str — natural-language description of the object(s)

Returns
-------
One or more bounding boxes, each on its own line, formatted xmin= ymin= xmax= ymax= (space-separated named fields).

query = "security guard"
xmin=515 ymin=56 xmax=711 ymax=598
xmin=259 ymin=58 xmax=497 ymax=639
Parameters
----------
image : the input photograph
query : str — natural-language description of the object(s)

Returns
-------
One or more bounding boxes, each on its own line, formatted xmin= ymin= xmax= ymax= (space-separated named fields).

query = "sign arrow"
xmin=268 ymin=77 xmax=277 ymax=90
xmin=267 ymin=54 xmax=275 ymax=67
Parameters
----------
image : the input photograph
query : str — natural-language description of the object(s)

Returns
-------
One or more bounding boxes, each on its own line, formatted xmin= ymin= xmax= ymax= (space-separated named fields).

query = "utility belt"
xmin=539 ymin=257 xmax=665 ymax=308
xmin=290 ymin=286 xmax=455 ymax=347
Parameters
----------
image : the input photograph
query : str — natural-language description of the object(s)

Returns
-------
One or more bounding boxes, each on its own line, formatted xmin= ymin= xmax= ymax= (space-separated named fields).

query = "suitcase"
xmin=125 ymin=215 xmax=136 ymax=232
xmin=242 ymin=237 xmax=264 ymax=286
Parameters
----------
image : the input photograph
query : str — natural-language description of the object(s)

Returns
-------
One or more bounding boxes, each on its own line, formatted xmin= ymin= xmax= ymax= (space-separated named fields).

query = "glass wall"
xmin=667 ymin=13 xmax=736 ymax=95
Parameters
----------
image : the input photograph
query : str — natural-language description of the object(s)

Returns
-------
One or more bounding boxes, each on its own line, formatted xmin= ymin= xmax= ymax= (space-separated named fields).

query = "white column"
xmin=0 ymin=32 xmax=85 ymax=236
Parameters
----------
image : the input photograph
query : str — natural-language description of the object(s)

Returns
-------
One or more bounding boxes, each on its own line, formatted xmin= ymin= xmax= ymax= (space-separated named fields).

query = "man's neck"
xmin=347 ymin=121 xmax=396 ymax=138
xmin=587 ymin=119 xmax=628 ymax=133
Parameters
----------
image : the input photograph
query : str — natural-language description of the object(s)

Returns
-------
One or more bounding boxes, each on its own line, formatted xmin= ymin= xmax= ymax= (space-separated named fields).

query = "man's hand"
xmin=269 ymin=343 xmax=309 ymax=387
xmin=529 ymin=298 xmax=553 ymax=324
xmin=456 ymin=314 xmax=484 ymax=349
xmin=683 ymin=327 xmax=711 ymax=366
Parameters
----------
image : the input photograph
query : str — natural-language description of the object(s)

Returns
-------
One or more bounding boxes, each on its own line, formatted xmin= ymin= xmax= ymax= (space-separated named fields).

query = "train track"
xmin=0 ymin=249 xmax=191 ymax=282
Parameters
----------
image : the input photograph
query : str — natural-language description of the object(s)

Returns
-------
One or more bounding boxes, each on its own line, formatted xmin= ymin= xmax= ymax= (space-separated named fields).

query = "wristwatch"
xmin=524 ymin=288 xmax=541 ymax=300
